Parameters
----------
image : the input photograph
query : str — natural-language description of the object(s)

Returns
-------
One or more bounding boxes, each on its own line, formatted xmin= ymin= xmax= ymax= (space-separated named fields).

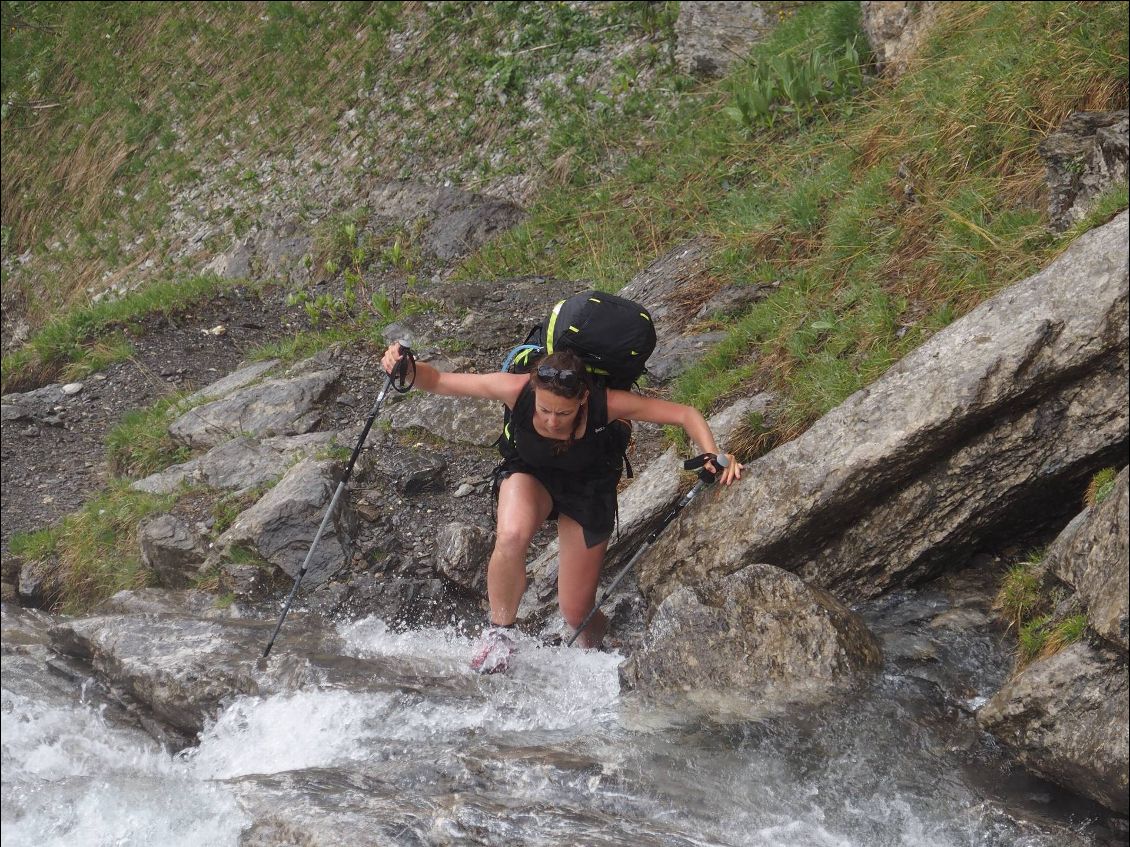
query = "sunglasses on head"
xmin=536 ymin=364 xmax=580 ymax=389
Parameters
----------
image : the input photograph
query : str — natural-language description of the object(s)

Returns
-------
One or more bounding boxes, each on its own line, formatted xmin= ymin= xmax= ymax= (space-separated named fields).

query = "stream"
xmin=1 ymin=577 xmax=1112 ymax=847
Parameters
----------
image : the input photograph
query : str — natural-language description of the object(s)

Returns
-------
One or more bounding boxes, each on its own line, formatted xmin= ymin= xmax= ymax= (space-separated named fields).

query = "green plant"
xmin=1041 ymin=614 xmax=1088 ymax=658
xmin=1018 ymin=615 xmax=1051 ymax=665
xmin=993 ymin=556 xmax=1045 ymax=631
xmin=1085 ymin=467 xmax=1119 ymax=507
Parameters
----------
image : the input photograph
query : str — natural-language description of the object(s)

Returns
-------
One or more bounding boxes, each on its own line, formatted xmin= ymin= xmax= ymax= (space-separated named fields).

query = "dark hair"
xmin=529 ymin=349 xmax=591 ymax=399
xmin=529 ymin=349 xmax=590 ymax=451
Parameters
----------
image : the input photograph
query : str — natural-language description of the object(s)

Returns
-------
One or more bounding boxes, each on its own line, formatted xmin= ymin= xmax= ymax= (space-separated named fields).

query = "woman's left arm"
xmin=606 ymin=390 xmax=743 ymax=485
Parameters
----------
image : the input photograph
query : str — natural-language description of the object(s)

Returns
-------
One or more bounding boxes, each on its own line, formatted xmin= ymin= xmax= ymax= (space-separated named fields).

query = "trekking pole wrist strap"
xmin=684 ymin=452 xmax=729 ymax=483
xmin=392 ymin=342 xmax=416 ymax=393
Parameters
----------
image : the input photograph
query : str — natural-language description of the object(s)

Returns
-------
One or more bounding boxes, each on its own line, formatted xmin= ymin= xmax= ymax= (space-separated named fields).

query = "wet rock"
xmin=434 ymin=522 xmax=492 ymax=593
xmin=138 ymin=515 xmax=207 ymax=589
xmin=640 ymin=212 xmax=1129 ymax=606
xmin=620 ymin=564 xmax=882 ymax=716
xmin=860 ymin=2 xmax=941 ymax=76
xmin=169 ymin=367 xmax=340 ymax=448
xmin=978 ymin=641 xmax=1129 ymax=815
xmin=1044 ymin=466 xmax=1129 ymax=652
xmin=17 ymin=557 xmax=63 ymax=611
xmin=1040 ymin=110 xmax=1129 ymax=232
xmin=48 ymin=610 xmax=343 ymax=738
xmin=217 ymin=457 xmax=359 ymax=587
xmin=344 ymin=574 xmax=482 ymax=629
xmin=675 ymin=2 xmax=797 ymax=78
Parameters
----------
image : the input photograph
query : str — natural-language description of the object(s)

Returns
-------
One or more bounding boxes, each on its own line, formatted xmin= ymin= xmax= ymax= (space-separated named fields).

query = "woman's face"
xmin=532 ymin=387 xmax=587 ymax=439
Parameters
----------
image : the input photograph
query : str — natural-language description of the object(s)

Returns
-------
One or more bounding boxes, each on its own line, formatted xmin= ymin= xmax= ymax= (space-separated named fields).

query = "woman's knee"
xmin=492 ymin=523 xmax=536 ymax=557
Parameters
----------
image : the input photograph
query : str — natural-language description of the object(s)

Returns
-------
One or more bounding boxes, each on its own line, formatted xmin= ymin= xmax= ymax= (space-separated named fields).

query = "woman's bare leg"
xmin=487 ymin=473 xmax=553 ymax=626
xmin=556 ymin=514 xmax=609 ymax=648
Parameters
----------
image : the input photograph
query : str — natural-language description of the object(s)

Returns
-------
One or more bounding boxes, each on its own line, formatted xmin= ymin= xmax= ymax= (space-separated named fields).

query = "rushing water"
xmin=1 ymin=587 xmax=1111 ymax=847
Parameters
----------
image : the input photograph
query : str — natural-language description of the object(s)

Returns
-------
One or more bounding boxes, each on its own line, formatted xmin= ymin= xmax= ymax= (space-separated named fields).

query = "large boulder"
xmin=169 ymin=368 xmax=340 ymax=448
xmin=1044 ymin=466 xmax=1129 ymax=653
xmin=977 ymin=641 xmax=1129 ymax=815
xmin=620 ymin=564 xmax=881 ymax=716
xmin=217 ymin=457 xmax=359 ymax=587
xmin=640 ymin=212 xmax=1129 ymax=606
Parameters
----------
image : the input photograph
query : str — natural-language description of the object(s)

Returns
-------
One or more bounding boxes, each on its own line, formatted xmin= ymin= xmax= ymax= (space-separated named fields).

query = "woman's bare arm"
xmin=381 ymin=344 xmax=525 ymax=406
xmin=606 ymin=389 xmax=743 ymax=485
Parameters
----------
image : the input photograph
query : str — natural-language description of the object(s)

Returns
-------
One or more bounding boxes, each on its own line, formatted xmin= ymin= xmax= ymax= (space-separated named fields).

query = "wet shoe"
xmin=469 ymin=626 xmax=516 ymax=674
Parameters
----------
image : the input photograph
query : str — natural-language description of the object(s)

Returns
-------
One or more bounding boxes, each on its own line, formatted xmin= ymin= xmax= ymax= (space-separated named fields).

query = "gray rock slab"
xmin=132 ymin=431 xmax=342 ymax=495
xmin=640 ymin=212 xmax=1130 ymax=605
xmin=170 ymin=367 xmax=340 ymax=448
xmin=184 ymin=359 xmax=279 ymax=404
xmin=978 ymin=640 xmax=1129 ymax=815
xmin=388 ymin=391 xmax=502 ymax=448
xmin=217 ymin=457 xmax=358 ymax=586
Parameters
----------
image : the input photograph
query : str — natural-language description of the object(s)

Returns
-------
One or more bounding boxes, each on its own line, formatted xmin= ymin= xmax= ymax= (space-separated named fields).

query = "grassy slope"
xmin=461 ymin=1 xmax=1129 ymax=440
xmin=3 ymin=1 xmax=1127 ymax=613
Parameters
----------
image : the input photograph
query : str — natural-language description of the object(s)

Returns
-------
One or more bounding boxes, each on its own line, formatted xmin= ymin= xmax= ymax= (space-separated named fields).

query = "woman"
xmin=381 ymin=342 xmax=742 ymax=672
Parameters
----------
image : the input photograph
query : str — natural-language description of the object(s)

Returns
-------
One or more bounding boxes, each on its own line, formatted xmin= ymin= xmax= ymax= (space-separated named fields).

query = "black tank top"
xmin=506 ymin=383 xmax=623 ymax=482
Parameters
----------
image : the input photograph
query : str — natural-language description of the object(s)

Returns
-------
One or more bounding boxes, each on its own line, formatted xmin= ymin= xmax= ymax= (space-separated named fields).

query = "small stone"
xmin=453 ymin=483 xmax=475 ymax=497
xmin=61 ymin=382 xmax=84 ymax=395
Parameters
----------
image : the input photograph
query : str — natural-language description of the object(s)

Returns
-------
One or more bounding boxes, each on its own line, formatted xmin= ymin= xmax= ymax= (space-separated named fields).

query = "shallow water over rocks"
xmin=2 ymin=572 xmax=1120 ymax=846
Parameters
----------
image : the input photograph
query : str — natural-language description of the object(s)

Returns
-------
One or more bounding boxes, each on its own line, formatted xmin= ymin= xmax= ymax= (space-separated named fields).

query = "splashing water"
xmin=2 ymin=610 xmax=1104 ymax=846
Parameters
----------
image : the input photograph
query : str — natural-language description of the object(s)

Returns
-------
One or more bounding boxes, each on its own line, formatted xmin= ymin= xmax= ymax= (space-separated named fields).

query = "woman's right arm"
xmin=381 ymin=343 xmax=524 ymax=405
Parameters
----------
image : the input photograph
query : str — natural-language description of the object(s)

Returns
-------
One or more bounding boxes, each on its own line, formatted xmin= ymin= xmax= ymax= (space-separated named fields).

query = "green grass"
xmin=3 ymin=1 xmax=681 ymax=344
xmin=105 ymin=393 xmax=192 ymax=478
xmin=993 ymin=556 xmax=1045 ymax=631
xmin=1084 ymin=466 xmax=1120 ymax=508
xmin=458 ymin=1 xmax=1129 ymax=447
xmin=7 ymin=481 xmax=173 ymax=614
xmin=993 ymin=549 xmax=1093 ymax=669
xmin=1 ymin=273 xmax=240 ymax=392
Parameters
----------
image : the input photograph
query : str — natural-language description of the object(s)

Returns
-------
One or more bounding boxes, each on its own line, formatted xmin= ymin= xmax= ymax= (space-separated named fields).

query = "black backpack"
xmin=497 ymin=290 xmax=656 ymax=478
xmin=501 ymin=290 xmax=657 ymax=389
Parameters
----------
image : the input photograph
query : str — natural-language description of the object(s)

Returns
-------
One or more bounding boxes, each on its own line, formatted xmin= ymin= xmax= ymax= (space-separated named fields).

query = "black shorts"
xmin=494 ymin=458 xmax=618 ymax=549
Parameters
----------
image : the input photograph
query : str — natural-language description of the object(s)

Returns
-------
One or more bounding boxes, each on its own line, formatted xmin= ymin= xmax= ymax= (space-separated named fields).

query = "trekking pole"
xmin=262 ymin=345 xmax=415 ymax=659
xmin=566 ymin=453 xmax=730 ymax=648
